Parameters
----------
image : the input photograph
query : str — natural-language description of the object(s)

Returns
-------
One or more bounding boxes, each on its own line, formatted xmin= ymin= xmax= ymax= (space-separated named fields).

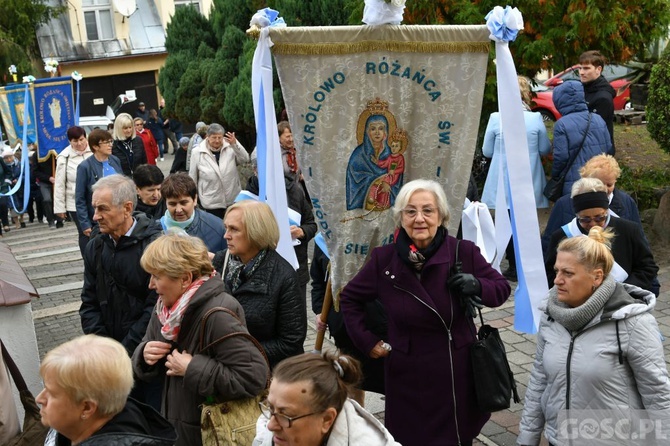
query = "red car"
xmin=531 ymin=64 xmax=634 ymax=121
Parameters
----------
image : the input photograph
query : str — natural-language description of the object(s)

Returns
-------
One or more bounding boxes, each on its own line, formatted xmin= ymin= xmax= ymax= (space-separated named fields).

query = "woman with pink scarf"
xmin=132 ymin=233 xmax=268 ymax=446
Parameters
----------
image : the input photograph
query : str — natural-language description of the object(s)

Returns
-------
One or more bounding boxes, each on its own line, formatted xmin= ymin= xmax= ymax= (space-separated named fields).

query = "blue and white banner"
xmin=0 ymin=84 xmax=37 ymax=146
xmin=33 ymin=77 xmax=75 ymax=160
xmin=486 ymin=6 xmax=548 ymax=333
xmin=269 ymin=24 xmax=490 ymax=297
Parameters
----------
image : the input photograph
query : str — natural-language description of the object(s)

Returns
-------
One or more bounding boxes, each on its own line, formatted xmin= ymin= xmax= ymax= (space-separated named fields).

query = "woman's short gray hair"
xmin=571 ymin=177 xmax=607 ymax=198
xmin=207 ymin=123 xmax=225 ymax=136
xmin=392 ymin=179 xmax=450 ymax=228
xmin=40 ymin=335 xmax=133 ymax=417
xmin=92 ymin=174 xmax=138 ymax=208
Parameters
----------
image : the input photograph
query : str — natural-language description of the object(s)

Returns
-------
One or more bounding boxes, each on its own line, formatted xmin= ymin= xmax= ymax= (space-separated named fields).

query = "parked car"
xmin=531 ymin=64 xmax=635 ymax=121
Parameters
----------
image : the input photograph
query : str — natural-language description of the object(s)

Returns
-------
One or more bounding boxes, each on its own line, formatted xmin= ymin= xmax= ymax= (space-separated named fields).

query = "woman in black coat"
xmin=112 ymin=113 xmax=147 ymax=176
xmin=212 ymin=200 xmax=306 ymax=368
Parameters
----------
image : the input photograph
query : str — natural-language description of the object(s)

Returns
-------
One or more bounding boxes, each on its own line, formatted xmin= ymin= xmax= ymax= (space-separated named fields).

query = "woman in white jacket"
xmin=518 ymin=226 xmax=670 ymax=446
xmin=188 ymin=123 xmax=248 ymax=218
xmin=54 ymin=126 xmax=92 ymax=255
xmin=254 ymin=352 xmax=400 ymax=446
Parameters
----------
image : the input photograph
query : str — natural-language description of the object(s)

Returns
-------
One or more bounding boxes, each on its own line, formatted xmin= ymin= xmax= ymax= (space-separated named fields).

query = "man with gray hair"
xmin=79 ymin=174 xmax=163 ymax=408
xmin=189 ymin=123 xmax=249 ymax=218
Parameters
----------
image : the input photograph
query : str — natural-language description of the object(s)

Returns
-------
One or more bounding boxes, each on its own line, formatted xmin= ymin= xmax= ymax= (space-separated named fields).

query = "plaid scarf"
xmin=224 ymin=249 xmax=268 ymax=293
xmin=157 ymin=272 xmax=215 ymax=341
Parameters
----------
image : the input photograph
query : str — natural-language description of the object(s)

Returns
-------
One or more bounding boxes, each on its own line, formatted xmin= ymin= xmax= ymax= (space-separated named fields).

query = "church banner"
xmin=33 ymin=77 xmax=75 ymax=160
xmin=269 ymin=25 xmax=490 ymax=296
xmin=0 ymin=84 xmax=37 ymax=146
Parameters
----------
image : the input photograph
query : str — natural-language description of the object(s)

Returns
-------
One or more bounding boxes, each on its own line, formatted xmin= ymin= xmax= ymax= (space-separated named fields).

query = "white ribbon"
xmin=462 ymin=200 xmax=497 ymax=264
xmin=251 ymin=24 xmax=298 ymax=269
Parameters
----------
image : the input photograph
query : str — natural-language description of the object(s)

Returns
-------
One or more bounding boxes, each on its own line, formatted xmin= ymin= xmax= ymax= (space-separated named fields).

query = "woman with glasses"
xmin=544 ymin=177 xmax=658 ymax=294
xmin=519 ymin=226 xmax=670 ymax=446
xmin=132 ymin=233 xmax=268 ymax=446
xmin=340 ymin=179 xmax=511 ymax=446
xmin=134 ymin=117 xmax=159 ymax=165
xmin=253 ymin=352 xmax=400 ymax=446
xmin=74 ymin=129 xmax=123 ymax=238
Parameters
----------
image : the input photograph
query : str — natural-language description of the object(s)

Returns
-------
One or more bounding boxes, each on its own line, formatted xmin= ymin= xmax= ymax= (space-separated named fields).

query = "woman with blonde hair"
xmin=132 ymin=232 xmax=268 ymax=446
xmin=112 ymin=112 xmax=147 ymax=176
xmin=519 ymin=226 xmax=670 ymax=445
xmin=212 ymin=200 xmax=306 ymax=367
xmin=253 ymin=352 xmax=401 ymax=446
xmin=38 ymin=334 xmax=176 ymax=446
xmin=481 ymin=75 xmax=551 ymax=280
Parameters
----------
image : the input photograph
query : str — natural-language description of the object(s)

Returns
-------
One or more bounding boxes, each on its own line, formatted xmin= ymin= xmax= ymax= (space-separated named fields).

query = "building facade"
xmin=37 ymin=0 xmax=213 ymax=117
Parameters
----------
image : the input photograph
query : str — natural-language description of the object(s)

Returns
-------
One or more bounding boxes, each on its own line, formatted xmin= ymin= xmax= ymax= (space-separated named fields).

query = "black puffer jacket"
xmin=80 ymin=213 xmax=163 ymax=355
xmin=212 ymin=249 xmax=306 ymax=367
xmin=246 ymin=175 xmax=316 ymax=286
xmin=47 ymin=398 xmax=176 ymax=446
xmin=113 ymin=137 xmax=148 ymax=176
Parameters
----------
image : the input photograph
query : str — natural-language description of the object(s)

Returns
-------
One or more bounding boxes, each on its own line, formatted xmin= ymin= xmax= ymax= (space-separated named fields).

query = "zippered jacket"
xmin=518 ymin=280 xmax=670 ymax=445
xmin=340 ymin=238 xmax=510 ymax=445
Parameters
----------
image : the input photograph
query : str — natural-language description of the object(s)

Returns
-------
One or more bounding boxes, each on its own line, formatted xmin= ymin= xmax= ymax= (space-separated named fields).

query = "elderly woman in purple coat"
xmin=340 ymin=179 xmax=511 ymax=446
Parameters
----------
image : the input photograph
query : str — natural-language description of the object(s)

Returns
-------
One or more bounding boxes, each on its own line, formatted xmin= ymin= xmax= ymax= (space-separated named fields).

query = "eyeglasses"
xmin=401 ymin=207 xmax=437 ymax=219
xmin=259 ymin=400 xmax=319 ymax=428
xmin=100 ymin=140 xmax=113 ymax=146
xmin=576 ymin=214 xmax=608 ymax=225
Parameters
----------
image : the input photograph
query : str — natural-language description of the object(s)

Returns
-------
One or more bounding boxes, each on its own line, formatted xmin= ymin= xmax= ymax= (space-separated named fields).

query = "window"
xmin=174 ymin=0 xmax=201 ymax=13
xmin=83 ymin=0 xmax=114 ymax=41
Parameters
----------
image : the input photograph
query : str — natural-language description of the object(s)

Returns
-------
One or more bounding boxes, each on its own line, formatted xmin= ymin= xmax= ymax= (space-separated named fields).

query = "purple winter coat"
xmin=340 ymin=236 xmax=511 ymax=446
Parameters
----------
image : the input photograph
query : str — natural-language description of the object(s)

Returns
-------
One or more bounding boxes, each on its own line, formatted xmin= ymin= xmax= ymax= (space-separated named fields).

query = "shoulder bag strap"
xmin=198 ymin=307 xmax=271 ymax=388
xmin=556 ymin=112 xmax=593 ymax=178
xmin=1 ymin=340 xmax=28 ymax=392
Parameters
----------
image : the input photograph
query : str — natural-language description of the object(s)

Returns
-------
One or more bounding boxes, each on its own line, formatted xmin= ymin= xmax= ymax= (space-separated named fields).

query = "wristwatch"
xmin=380 ymin=341 xmax=392 ymax=352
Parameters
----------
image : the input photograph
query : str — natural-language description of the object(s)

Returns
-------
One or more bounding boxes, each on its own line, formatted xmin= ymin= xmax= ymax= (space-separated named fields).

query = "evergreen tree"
xmin=0 ymin=0 xmax=65 ymax=84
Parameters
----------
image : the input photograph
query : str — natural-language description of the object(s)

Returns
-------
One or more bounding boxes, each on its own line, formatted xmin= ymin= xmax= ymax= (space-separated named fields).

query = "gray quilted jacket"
xmin=518 ymin=282 xmax=670 ymax=445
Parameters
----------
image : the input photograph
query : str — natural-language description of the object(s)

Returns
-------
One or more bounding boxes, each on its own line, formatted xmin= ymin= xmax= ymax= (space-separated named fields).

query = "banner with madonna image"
xmin=0 ymin=84 xmax=37 ymax=146
xmin=269 ymin=25 xmax=490 ymax=297
xmin=33 ymin=77 xmax=75 ymax=160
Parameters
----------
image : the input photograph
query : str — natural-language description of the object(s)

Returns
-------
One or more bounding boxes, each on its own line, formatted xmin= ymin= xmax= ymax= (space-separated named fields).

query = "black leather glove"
xmin=448 ymin=273 xmax=482 ymax=296
xmin=460 ymin=295 xmax=484 ymax=319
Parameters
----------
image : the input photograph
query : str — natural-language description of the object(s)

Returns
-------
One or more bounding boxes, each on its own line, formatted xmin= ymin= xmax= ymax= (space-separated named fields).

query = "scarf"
xmin=157 ymin=272 xmax=215 ymax=341
xmin=547 ymin=275 xmax=617 ymax=332
xmin=394 ymin=226 xmax=446 ymax=271
xmin=160 ymin=208 xmax=195 ymax=231
xmin=282 ymin=146 xmax=299 ymax=174
xmin=224 ymin=249 xmax=268 ymax=293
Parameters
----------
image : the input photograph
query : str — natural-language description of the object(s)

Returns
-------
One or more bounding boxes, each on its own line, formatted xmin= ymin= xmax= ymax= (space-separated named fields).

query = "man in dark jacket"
xmin=80 ymin=174 xmax=162 ymax=407
xmin=31 ymin=151 xmax=63 ymax=229
xmin=579 ymin=50 xmax=616 ymax=154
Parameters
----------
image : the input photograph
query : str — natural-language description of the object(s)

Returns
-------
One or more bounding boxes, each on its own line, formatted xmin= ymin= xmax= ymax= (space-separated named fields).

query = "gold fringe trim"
xmin=272 ymin=40 xmax=490 ymax=55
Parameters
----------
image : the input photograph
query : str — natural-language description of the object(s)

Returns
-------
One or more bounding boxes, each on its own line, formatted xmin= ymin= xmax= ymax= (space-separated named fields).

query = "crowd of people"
xmin=1 ymin=49 xmax=668 ymax=446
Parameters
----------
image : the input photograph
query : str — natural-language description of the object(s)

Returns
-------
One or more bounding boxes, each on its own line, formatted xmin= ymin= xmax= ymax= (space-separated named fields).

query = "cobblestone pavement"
xmin=4 ymin=182 xmax=668 ymax=445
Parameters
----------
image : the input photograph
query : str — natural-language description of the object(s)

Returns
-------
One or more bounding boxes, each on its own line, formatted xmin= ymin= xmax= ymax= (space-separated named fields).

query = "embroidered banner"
xmin=33 ymin=77 xmax=75 ymax=160
xmin=0 ymin=84 xmax=37 ymax=146
xmin=270 ymin=25 xmax=490 ymax=296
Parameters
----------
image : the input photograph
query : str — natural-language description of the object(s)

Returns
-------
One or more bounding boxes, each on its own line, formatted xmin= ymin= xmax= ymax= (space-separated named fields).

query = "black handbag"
xmin=453 ymin=240 xmax=520 ymax=412
xmin=543 ymin=113 xmax=592 ymax=201
xmin=1 ymin=341 xmax=49 ymax=446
